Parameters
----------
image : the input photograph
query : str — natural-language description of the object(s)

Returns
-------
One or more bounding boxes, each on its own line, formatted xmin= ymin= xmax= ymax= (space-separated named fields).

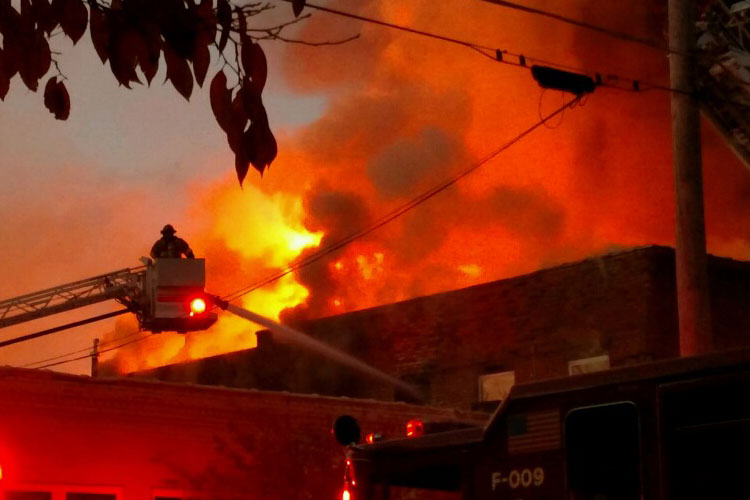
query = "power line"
xmin=222 ymin=94 xmax=584 ymax=303
xmin=0 ymin=309 xmax=131 ymax=349
xmin=32 ymin=333 xmax=154 ymax=370
xmin=277 ymin=0 xmax=686 ymax=95
xmin=481 ymin=0 xmax=681 ymax=55
xmin=20 ymin=329 xmax=145 ymax=368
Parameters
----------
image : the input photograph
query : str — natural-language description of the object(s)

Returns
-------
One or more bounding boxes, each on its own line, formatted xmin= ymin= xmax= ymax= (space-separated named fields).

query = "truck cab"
xmin=346 ymin=348 xmax=750 ymax=499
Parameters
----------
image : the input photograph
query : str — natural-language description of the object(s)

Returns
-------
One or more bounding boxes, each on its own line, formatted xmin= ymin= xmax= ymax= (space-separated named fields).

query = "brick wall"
xmin=122 ymin=246 xmax=750 ymax=410
xmin=0 ymin=367 xmax=484 ymax=500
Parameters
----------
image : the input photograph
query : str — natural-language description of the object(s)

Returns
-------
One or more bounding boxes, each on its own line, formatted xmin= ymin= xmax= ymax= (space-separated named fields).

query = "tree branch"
xmin=261 ymin=32 xmax=360 ymax=46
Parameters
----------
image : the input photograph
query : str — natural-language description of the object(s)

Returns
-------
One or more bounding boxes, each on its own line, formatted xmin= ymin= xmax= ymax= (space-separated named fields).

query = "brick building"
xmin=124 ymin=246 xmax=750 ymax=410
xmin=0 ymin=367 xmax=482 ymax=500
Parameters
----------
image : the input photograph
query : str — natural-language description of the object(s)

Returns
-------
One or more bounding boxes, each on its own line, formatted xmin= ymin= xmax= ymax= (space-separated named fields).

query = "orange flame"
xmin=102 ymin=182 xmax=321 ymax=373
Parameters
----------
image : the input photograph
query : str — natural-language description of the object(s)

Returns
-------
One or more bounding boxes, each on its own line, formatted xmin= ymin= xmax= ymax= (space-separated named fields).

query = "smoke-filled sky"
xmin=1 ymin=0 xmax=748 ymax=374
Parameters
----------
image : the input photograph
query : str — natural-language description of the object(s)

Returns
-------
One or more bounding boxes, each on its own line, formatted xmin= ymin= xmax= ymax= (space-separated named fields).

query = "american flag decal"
xmin=507 ymin=409 xmax=560 ymax=454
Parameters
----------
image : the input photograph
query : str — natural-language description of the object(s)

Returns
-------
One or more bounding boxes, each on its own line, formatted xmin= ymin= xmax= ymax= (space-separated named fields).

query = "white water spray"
xmin=217 ymin=300 xmax=423 ymax=401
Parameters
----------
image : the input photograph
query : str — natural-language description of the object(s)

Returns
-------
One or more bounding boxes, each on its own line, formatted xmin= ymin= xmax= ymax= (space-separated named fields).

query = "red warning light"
xmin=364 ymin=432 xmax=383 ymax=444
xmin=342 ymin=489 xmax=351 ymax=500
xmin=406 ymin=419 xmax=424 ymax=438
xmin=189 ymin=297 xmax=207 ymax=316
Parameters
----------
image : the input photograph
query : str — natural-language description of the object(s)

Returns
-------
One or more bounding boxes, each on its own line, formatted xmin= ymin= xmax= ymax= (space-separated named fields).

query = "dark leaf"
xmin=43 ymin=76 xmax=70 ymax=119
xmin=88 ymin=4 xmax=109 ymax=63
xmin=31 ymin=0 xmax=55 ymax=32
xmin=192 ymin=31 xmax=210 ymax=87
xmin=225 ymin=89 xmax=248 ymax=161
xmin=30 ymin=28 xmax=51 ymax=79
xmin=226 ymin=127 xmax=242 ymax=157
xmin=195 ymin=0 xmax=216 ymax=42
xmin=164 ymin=43 xmax=193 ymax=100
xmin=247 ymin=121 xmax=276 ymax=174
xmin=140 ymin=22 xmax=162 ymax=85
xmin=43 ymin=75 xmax=56 ymax=109
xmin=234 ymin=151 xmax=250 ymax=186
xmin=140 ymin=43 xmax=160 ymax=85
xmin=0 ymin=50 xmax=9 ymax=100
xmin=49 ymin=0 xmax=63 ymax=21
xmin=234 ymin=123 xmax=276 ymax=179
xmin=216 ymin=0 xmax=230 ymax=52
xmin=230 ymin=88 xmax=249 ymax=132
xmin=0 ymin=0 xmax=21 ymax=35
xmin=20 ymin=0 xmax=33 ymax=24
xmin=240 ymin=79 xmax=266 ymax=124
xmin=2 ymin=34 xmax=20 ymax=79
xmin=109 ymin=30 xmax=141 ymax=87
xmin=162 ymin=3 xmax=197 ymax=60
xmin=241 ymin=41 xmax=267 ymax=92
xmin=55 ymin=80 xmax=70 ymax=119
xmin=59 ymin=0 xmax=87 ymax=44
xmin=292 ymin=0 xmax=305 ymax=17
xmin=210 ymin=70 xmax=233 ymax=132
xmin=122 ymin=29 xmax=153 ymax=84
xmin=18 ymin=28 xmax=50 ymax=91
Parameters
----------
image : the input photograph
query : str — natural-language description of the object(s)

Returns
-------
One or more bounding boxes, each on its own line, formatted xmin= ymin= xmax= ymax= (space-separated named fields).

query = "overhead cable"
xmin=276 ymin=0 xmax=687 ymax=95
xmin=481 ymin=0 xmax=681 ymax=55
xmin=20 ymin=329 xmax=145 ymax=368
xmin=0 ymin=309 xmax=131 ymax=350
xmin=32 ymin=333 xmax=154 ymax=370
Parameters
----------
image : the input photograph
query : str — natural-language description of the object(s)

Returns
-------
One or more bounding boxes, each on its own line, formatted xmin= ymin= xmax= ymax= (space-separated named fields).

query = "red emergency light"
xmin=365 ymin=432 xmax=384 ymax=444
xmin=406 ymin=419 xmax=424 ymax=438
xmin=189 ymin=297 xmax=207 ymax=316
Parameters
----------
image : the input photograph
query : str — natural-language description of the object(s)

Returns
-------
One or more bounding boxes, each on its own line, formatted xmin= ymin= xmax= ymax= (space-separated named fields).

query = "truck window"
xmin=5 ymin=492 xmax=52 ymax=500
xmin=565 ymin=402 xmax=641 ymax=500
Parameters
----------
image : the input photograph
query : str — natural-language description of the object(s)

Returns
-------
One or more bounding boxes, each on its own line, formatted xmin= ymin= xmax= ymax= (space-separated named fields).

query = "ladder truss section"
xmin=0 ymin=268 xmax=146 ymax=329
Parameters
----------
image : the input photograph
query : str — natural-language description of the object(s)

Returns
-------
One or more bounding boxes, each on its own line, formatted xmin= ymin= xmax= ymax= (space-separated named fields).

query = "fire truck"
xmin=341 ymin=347 xmax=750 ymax=499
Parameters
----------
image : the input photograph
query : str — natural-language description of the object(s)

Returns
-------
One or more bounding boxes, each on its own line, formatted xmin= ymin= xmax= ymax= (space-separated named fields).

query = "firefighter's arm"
xmin=181 ymin=239 xmax=195 ymax=259
xmin=150 ymin=241 xmax=162 ymax=259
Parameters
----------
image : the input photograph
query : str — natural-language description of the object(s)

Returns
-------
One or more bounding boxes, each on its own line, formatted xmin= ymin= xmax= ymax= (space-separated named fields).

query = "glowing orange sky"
xmin=1 ymin=0 xmax=748 ymax=373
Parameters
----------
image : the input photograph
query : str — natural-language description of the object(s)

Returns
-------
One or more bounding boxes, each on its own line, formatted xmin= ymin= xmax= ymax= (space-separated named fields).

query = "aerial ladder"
xmin=0 ymin=258 xmax=218 ymax=344
xmin=0 ymin=257 xmax=419 ymax=398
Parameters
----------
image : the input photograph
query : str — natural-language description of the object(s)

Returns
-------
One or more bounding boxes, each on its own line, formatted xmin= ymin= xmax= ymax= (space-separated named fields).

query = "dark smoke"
xmin=282 ymin=188 xmax=372 ymax=323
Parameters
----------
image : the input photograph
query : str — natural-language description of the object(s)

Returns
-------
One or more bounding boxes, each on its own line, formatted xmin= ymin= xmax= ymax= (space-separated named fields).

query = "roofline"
xmin=480 ymin=346 xmax=750 ymax=433
xmin=0 ymin=365 xmax=464 ymax=415
xmin=292 ymin=245 xmax=673 ymax=324
xmin=509 ymin=346 xmax=750 ymax=400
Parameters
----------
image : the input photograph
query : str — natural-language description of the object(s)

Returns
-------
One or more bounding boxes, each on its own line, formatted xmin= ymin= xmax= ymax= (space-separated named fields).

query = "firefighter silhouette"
xmin=150 ymin=224 xmax=195 ymax=259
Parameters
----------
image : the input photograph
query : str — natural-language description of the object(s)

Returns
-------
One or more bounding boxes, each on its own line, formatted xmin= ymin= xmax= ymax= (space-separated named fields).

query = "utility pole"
xmin=91 ymin=338 xmax=100 ymax=377
xmin=669 ymin=0 xmax=713 ymax=356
